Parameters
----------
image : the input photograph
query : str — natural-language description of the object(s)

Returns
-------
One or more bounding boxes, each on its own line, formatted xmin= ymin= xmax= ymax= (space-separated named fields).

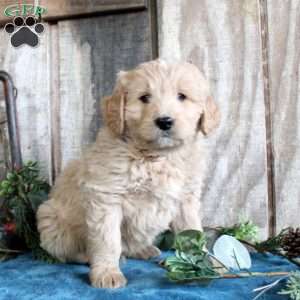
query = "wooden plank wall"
xmin=267 ymin=1 xmax=300 ymax=232
xmin=0 ymin=25 xmax=52 ymax=180
xmin=0 ymin=0 xmax=146 ymax=25
xmin=0 ymin=7 xmax=152 ymax=182
xmin=58 ymin=12 xmax=151 ymax=170
xmin=158 ymin=0 xmax=269 ymax=238
xmin=0 ymin=1 xmax=299 ymax=237
xmin=158 ymin=0 xmax=300 ymax=235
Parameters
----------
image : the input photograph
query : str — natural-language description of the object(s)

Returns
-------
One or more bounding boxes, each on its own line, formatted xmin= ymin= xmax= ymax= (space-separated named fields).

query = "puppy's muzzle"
xmin=155 ymin=116 xmax=174 ymax=131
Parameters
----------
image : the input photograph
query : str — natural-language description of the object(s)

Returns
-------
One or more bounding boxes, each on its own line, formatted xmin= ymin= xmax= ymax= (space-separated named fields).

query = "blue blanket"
xmin=0 ymin=252 xmax=297 ymax=300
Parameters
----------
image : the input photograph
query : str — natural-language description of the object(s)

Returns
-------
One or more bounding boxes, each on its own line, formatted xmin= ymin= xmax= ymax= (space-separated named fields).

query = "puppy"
xmin=37 ymin=60 xmax=220 ymax=288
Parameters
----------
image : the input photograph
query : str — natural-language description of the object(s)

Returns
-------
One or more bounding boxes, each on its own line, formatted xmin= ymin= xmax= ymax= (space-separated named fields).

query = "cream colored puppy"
xmin=37 ymin=60 xmax=220 ymax=288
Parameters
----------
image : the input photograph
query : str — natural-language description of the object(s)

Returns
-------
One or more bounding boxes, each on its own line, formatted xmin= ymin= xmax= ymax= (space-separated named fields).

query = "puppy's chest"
xmin=126 ymin=158 xmax=185 ymax=201
xmin=122 ymin=158 xmax=185 ymax=230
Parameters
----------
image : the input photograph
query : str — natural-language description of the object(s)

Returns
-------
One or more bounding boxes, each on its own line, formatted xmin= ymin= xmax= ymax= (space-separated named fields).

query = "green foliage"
xmin=279 ymin=272 xmax=300 ymax=300
xmin=255 ymin=228 xmax=289 ymax=253
xmin=218 ymin=221 xmax=259 ymax=243
xmin=156 ymin=229 xmax=207 ymax=252
xmin=0 ymin=161 xmax=49 ymax=198
xmin=163 ymin=230 xmax=219 ymax=282
xmin=164 ymin=250 xmax=219 ymax=281
xmin=174 ymin=230 xmax=207 ymax=254
xmin=0 ymin=161 xmax=58 ymax=263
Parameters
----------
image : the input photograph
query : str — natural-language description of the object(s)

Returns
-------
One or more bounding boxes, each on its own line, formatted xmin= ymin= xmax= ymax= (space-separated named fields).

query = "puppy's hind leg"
xmin=37 ymin=199 xmax=86 ymax=263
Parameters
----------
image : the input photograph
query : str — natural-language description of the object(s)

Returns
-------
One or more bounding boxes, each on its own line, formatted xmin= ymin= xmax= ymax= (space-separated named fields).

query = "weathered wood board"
xmin=0 ymin=25 xmax=52 ymax=180
xmin=58 ymin=10 xmax=152 ymax=168
xmin=267 ymin=1 xmax=300 ymax=231
xmin=0 ymin=0 xmax=146 ymax=25
xmin=1 ymin=0 xmax=299 ymax=237
xmin=158 ymin=0 xmax=269 ymax=238
xmin=0 ymin=9 xmax=152 ymax=179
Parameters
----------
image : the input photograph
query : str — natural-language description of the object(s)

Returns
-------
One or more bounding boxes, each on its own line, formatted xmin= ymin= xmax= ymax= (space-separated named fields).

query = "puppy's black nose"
xmin=155 ymin=116 xmax=174 ymax=131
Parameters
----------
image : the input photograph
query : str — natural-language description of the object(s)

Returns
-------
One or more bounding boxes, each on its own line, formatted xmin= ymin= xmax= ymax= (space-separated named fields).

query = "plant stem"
xmin=222 ymin=271 xmax=289 ymax=279
xmin=207 ymin=253 xmax=230 ymax=272
xmin=0 ymin=248 xmax=23 ymax=253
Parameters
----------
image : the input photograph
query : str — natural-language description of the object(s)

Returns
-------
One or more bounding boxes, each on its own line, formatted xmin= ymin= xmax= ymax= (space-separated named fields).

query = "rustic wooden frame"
xmin=258 ymin=0 xmax=276 ymax=237
xmin=0 ymin=0 xmax=147 ymax=26
xmin=0 ymin=71 xmax=22 ymax=169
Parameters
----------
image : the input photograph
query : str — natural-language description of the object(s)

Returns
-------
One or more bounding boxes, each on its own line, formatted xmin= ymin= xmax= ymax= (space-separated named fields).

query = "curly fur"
xmin=37 ymin=60 xmax=220 ymax=288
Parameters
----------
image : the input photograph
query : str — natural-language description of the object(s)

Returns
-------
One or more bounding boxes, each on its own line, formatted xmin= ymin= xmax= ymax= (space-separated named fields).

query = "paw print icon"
xmin=4 ymin=16 xmax=44 ymax=48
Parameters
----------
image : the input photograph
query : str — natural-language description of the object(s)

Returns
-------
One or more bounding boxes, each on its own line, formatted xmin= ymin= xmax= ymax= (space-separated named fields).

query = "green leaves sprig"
xmin=218 ymin=220 xmax=259 ymax=243
xmin=254 ymin=228 xmax=289 ymax=253
xmin=161 ymin=229 xmax=290 ymax=284
xmin=163 ymin=230 xmax=219 ymax=282
xmin=165 ymin=250 xmax=219 ymax=282
xmin=0 ymin=161 xmax=58 ymax=263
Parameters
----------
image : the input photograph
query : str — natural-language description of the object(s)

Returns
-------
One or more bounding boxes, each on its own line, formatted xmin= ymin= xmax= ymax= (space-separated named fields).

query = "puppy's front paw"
xmin=90 ymin=267 xmax=127 ymax=289
xmin=134 ymin=245 xmax=161 ymax=260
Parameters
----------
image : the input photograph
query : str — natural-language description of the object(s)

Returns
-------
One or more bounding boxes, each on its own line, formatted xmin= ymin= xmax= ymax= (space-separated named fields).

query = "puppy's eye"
xmin=177 ymin=93 xmax=187 ymax=101
xmin=139 ymin=94 xmax=151 ymax=104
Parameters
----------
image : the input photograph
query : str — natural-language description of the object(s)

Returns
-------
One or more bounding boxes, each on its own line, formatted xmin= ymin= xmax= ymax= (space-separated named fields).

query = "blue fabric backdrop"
xmin=0 ymin=252 xmax=298 ymax=300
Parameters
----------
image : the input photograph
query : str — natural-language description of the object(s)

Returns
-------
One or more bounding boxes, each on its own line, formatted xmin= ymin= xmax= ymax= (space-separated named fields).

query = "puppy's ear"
xmin=198 ymin=96 xmax=220 ymax=135
xmin=101 ymin=73 xmax=126 ymax=137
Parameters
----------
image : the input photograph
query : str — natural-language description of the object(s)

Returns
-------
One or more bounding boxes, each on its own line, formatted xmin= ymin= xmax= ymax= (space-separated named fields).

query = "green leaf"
xmin=1 ymin=180 xmax=10 ymax=190
xmin=0 ymin=161 xmax=51 ymax=263
xmin=167 ymin=270 xmax=198 ymax=281
xmin=174 ymin=230 xmax=206 ymax=254
xmin=279 ymin=272 xmax=300 ymax=300
xmin=218 ymin=220 xmax=259 ymax=243
xmin=162 ymin=230 xmax=220 ymax=282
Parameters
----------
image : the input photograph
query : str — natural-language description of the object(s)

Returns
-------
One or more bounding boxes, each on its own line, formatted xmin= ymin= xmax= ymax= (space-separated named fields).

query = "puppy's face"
xmin=103 ymin=60 xmax=220 ymax=150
